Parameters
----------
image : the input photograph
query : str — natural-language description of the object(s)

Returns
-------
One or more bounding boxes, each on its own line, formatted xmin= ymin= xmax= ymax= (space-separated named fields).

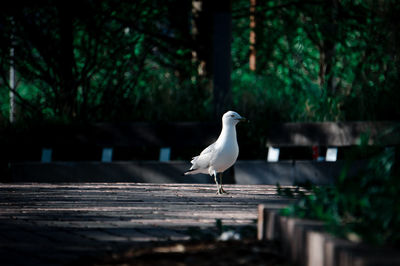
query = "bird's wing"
xmin=190 ymin=142 xmax=217 ymax=170
xmin=199 ymin=142 xmax=216 ymax=156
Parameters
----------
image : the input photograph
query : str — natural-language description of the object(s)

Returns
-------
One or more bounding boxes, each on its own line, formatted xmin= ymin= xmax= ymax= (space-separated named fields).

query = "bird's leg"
xmin=213 ymin=171 xmax=221 ymax=195
xmin=219 ymin=173 xmax=228 ymax=194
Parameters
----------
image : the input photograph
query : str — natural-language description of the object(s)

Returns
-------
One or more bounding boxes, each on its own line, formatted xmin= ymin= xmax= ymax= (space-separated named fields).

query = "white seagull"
xmin=184 ymin=111 xmax=246 ymax=194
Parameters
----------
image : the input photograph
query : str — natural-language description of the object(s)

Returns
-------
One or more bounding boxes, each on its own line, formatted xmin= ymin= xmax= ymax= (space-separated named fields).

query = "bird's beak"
xmin=236 ymin=117 xmax=247 ymax=122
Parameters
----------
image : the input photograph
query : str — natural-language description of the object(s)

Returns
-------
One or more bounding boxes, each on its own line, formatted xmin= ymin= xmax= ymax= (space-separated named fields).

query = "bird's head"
xmin=222 ymin=111 xmax=247 ymax=126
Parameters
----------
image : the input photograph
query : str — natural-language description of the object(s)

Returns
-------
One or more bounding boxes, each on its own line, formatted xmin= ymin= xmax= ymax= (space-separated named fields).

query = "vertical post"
xmin=9 ymin=46 xmax=16 ymax=123
xmin=249 ymin=0 xmax=256 ymax=71
xmin=59 ymin=3 xmax=76 ymax=118
xmin=257 ymin=204 xmax=267 ymax=240
xmin=212 ymin=0 xmax=232 ymax=118
xmin=9 ymin=18 xmax=16 ymax=123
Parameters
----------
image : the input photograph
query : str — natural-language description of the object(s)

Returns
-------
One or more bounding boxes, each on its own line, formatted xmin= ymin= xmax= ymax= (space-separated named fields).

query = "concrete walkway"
xmin=0 ymin=183 xmax=291 ymax=265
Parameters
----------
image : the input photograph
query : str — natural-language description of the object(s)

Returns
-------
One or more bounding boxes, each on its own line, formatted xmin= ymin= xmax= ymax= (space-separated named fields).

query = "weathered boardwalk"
xmin=0 ymin=183 xmax=291 ymax=265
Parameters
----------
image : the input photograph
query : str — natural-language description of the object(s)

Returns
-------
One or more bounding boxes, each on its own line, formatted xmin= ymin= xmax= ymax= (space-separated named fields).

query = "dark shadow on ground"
xmin=74 ymin=239 xmax=293 ymax=266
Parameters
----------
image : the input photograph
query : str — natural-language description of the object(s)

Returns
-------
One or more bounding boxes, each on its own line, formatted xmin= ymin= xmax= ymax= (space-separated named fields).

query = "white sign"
xmin=267 ymin=147 xmax=280 ymax=162
xmin=326 ymin=147 xmax=338 ymax=162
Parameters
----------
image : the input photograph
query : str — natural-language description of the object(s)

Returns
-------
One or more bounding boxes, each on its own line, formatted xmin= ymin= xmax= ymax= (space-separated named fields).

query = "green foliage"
xmin=0 ymin=0 xmax=400 ymax=156
xmin=279 ymin=147 xmax=400 ymax=246
xmin=231 ymin=0 xmax=400 ymax=122
xmin=0 ymin=0 xmax=208 ymax=124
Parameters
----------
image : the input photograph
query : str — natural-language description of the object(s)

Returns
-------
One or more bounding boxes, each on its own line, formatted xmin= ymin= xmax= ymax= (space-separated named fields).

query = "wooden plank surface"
xmin=0 ymin=183 xmax=291 ymax=265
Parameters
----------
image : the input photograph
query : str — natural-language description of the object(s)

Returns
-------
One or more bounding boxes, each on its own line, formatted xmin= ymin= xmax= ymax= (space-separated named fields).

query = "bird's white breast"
xmin=212 ymin=130 xmax=239 ymax=173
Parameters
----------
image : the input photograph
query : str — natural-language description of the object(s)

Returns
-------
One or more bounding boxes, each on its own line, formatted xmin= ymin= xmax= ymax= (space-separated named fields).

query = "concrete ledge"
xmin=258 ymin=205 xmax=400 ymax=266
xmin=10 ymin=160 xmax=366 ymax=184
xmin=235 ymin=160 xmax=366 ymax=185
xmin=10 ymin=161 xmax=196 ymax=183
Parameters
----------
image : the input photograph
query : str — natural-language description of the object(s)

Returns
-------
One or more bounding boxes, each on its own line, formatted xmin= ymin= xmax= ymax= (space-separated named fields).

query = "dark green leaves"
xmin=279 ymin=147 xmax=400 ymax=246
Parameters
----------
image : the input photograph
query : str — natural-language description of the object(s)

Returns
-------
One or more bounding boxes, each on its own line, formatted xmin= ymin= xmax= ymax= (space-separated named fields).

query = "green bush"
xmin=279 ymin=146 xmax=400 ymax=246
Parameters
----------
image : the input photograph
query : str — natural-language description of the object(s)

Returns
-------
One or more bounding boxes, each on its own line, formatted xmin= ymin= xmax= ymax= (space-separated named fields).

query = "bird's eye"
xmin=230 ymin=115 xmax=235 ymax=117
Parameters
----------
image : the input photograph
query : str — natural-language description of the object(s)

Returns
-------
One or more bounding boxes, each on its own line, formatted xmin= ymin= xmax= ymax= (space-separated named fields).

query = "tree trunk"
xmin=212 ymin=0 xmax=232 ymax=118
xmin=9 ymin=18 xmax=16 ymax=123
xmin=192 ymin=0 xmax=232 ymax=118
xmin=58 ymin=3 xmax=76 ymax=119
xmin=249 ymin=0 xmax=256 ymax=71
xmin=318 ymin=0 xmax=338 ymax=96
xmin=191 ymin=0 xmax=213 ymax=77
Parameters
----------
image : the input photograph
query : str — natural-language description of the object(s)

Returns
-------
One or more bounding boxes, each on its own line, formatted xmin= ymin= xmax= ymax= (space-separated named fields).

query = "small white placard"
xmin=326 ymin=147 xmax=338 ymax=162
xmin=159 ymin=147 xmax=171 ymax=162
xmin=267 ymin=147 xmax=280 ymax=162
xmin=101 ymin=148 xmax=113 ymax=162
xmin=41 ymin=148 xmax=52 ymax=163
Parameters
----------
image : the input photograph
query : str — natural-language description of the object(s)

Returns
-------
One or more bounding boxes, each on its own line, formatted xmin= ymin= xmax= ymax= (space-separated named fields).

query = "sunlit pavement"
xmin=0 ymin=183 xmax=292 ymax=265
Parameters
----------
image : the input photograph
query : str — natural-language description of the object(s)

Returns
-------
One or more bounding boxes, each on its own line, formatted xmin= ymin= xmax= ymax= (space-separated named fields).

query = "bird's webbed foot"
xmin=216 ymin=187 xmax=229 ymax=195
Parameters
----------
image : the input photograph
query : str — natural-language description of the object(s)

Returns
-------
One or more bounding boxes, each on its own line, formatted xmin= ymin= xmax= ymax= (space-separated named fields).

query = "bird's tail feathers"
xmin=184 ymin=168 xmax=201 ymax=175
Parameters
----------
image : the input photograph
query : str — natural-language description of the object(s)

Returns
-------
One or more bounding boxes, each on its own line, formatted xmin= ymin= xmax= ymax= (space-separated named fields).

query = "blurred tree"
xmin=249 ymin=0 xmax=256 ymax=71
xmin=0 ymin=0 xmax=399 ymax=149
xmin=0 ymin=0 xmax=209 ymax=123
xmin=231 ymin=0 xmax=400 ymax=123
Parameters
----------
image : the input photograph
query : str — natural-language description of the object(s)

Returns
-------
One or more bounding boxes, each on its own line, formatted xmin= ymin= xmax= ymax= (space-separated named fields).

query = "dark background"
xmin=1 ymin=0 xmax=400 ymax=161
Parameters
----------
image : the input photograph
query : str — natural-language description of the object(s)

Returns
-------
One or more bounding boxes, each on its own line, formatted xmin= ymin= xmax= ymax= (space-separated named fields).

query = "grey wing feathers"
xmin=200 ymin=142 xmax=216 ymax=155
xmin=189 ymin=142 xmax=216 ymax=169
